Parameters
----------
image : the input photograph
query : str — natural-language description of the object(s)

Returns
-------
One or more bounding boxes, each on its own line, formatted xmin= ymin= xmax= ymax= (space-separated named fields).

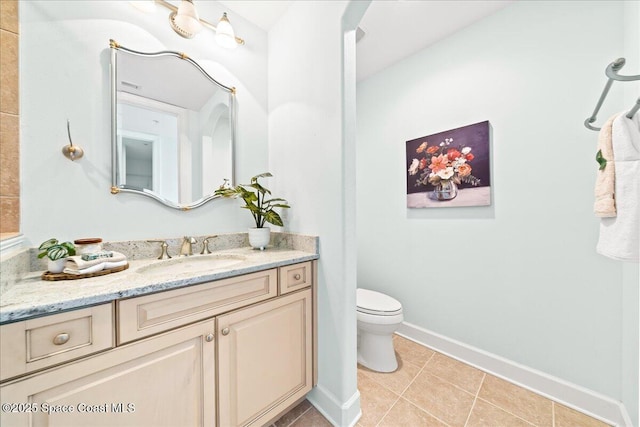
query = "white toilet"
xmin=357 ymin=288 xmax=404 ymax=372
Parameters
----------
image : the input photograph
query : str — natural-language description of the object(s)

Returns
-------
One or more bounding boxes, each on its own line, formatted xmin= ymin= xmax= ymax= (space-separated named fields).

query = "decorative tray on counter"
xmin=41 ymin=263 xmax=129 ymax=281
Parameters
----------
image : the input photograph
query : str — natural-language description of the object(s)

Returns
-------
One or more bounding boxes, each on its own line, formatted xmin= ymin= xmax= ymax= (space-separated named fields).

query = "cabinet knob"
xmin=293 ymin=273 xmax=301 ymax=281
xmin=53 ymin=333 xmax=70 ymax=345
xmin=221 ymin=327 xmax=230 ymax=336
xmin=205 ymin=333 xmax=214 ymax=342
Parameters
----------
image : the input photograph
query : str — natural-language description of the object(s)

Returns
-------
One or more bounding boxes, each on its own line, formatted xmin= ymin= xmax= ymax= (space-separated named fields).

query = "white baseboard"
xmin=397 ymin=322 xmax=630 ymax=427
xmin=307 ymin=384 xmax=361 ymax=427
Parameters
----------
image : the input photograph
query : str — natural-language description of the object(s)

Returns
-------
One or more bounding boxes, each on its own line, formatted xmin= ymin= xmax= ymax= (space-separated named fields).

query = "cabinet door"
xmin=0 ymin=320 xmax=216 ymax=427
xmin=218 ymin=289 xmax=312 ymax=427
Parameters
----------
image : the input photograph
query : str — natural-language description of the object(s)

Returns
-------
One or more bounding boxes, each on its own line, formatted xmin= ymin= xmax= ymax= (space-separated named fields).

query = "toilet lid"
xmin=357 ymin=288 xmax=402 ymax=316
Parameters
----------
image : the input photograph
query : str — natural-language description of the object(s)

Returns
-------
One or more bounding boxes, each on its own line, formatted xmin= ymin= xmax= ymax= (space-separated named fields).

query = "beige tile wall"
xmin=0 ymin=0 xmax=19 ymax=237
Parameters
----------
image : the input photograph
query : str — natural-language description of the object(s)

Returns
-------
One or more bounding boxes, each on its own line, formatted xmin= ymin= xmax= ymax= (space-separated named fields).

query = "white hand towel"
xmin=62 ymin=260 xmax=128 ymax=276
xmin=65 ymin=251 xmax=126 ymax=270
xmin=597 ymin=112 xmax=640 ymax=262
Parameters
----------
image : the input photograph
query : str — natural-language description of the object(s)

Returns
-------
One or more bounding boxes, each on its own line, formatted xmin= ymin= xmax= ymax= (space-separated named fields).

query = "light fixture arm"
xmin=155 ymin=0 xmax=245 ymax=45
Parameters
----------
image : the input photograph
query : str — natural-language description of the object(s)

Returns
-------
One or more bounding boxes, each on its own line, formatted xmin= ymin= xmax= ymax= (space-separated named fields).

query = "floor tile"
xmin=356 ymin=370 xmax=400 ymax=427
xmin=403 ymin=371 xmax=475 ymax=427
xmin=423 ymin=352 xmax=485 ymax=395
xmin=378 ymin=397 xmax=448 ymax=427
xmin=393 ymin=334 xmax=435 ymax=367
xmin=289 ymin=406 xmax=332 ymax=427
xmin=478 ymin=374 xmax=552 ymax=426
xmin=276 ymin=334 xmax=612 ymax=427
xmin=467 ymin=398 xmax=535 ymax=427
xmin=358 ymin=357 xmax=422 ymax=395
xmin=274 ymin=399 xmax=312 ymax=427
xmin=554 ymin=403 xmax=611 ymax=427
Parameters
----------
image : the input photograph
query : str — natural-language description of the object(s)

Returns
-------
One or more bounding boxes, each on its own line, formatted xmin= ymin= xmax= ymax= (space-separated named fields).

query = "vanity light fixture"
xmin=129 ymin=0 xmax=245 ymax=48
xmin=215 ymin=13 xmax=237 ymax=50
xmin=170 ymin=0 xmax=202 ymax=38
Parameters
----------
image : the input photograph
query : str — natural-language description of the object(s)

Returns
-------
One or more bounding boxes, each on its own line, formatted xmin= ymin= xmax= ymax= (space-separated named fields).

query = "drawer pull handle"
xmin=293 ymin=273 xmax=301 ymax=280
xmin=53 ymin=333 xmax=70 ymax=345
xmin=205 ymin=333 xmax=214 ymax=342
xmin=221 ymin=327 xmax=230 ymax=336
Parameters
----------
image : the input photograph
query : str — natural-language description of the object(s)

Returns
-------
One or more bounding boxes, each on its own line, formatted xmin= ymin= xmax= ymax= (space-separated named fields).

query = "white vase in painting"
xmin=248 ymin=227 xmax=270 ymax=250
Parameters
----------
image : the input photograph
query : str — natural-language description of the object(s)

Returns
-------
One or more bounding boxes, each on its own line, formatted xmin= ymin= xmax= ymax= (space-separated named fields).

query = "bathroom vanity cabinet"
xmin=0 ymin=261 xmax=316 ymax=427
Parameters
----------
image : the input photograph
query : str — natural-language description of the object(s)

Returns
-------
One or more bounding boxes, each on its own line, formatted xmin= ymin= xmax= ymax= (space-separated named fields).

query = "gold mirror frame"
xmin=109 ymin=39 xmax=236 ymax=210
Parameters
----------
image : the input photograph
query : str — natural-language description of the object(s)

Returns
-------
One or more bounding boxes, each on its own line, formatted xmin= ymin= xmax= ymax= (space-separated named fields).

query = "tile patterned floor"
xmin=274 ymin=334 xmax=611 ymax=427
xmin=271 ymin=399 xmax=332 ymax=427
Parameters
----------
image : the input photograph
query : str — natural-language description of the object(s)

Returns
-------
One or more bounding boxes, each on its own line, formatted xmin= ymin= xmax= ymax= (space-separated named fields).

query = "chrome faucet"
xmin=180 ymin=236 xmax=197 ymax=256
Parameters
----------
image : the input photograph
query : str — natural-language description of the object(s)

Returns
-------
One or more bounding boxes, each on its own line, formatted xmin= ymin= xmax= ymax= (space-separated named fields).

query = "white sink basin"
xmin=136 ymin=254 xmax=246 ymax=277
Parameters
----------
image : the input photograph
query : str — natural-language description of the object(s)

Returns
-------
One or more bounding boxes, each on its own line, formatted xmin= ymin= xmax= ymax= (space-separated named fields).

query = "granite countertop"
xmin=0 ymin=234 xmax=318 ymax=324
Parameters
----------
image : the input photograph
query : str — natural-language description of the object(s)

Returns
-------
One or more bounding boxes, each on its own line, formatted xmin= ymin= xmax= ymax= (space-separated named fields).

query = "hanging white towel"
xmin=596 ymin=111 xmax=640 ymax=262
xmin=594 ymin=114 xmax=618 ymax=217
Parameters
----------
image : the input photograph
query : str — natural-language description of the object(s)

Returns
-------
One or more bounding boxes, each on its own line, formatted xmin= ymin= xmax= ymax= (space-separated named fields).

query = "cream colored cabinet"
xmin=278 ymin=262 xmax=312 ymax=295
xmin=0 ymin=304 xmax=114 ymax=382
xmin=0 ymin=319 xmax=216 ymax=427
xmin=117 ymin=269 xmax=277 ymax=344
xmin=217 ymin=289 xmax=313 ymax=426
xmin=1 ymin=261 xmax=316 ymax=427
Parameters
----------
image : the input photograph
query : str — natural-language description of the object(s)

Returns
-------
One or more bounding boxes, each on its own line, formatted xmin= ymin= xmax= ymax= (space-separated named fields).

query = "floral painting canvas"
xmin=406 ymin=121 xmax=491 ymax=208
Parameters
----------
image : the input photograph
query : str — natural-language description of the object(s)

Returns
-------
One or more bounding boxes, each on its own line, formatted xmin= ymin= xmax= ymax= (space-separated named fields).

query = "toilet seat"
xmin=357 ymin=288 xmax=402 ymax=316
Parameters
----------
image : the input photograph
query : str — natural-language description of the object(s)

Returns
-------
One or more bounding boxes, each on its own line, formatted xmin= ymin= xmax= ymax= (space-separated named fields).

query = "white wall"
xmin=357 ymin=0 xmax=636 ymax=413
xmin=268 ymin=1 xmax=369 ymax=425
xmin=621 ymin=2 xmax=640 ymax=425
xmin=20 ymin=1 xmax=268 ymax=245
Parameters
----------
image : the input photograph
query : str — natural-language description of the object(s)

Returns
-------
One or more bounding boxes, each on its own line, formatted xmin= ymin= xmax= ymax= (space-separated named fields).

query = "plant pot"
xmin=47 ymin=258 xmax=66 ymax=274
xmin=248 ymin=227 xmax=270 ymax=250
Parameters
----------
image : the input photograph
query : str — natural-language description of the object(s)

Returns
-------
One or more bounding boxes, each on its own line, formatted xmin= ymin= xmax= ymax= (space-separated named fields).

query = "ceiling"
xmin=218 ymin=0 xmax=514 ymax=81
xmin=355 ymin=1 xmax=514 ymax=81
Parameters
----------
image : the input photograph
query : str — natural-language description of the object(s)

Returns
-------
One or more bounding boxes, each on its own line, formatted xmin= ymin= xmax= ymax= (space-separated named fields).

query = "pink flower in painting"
xmin=411 ymin=135 xmax=482 ymax=190
xmin=447 ymin=148 xmax=461 ymax=162
xmin=428 ymin=154 xmax=448 ymax=173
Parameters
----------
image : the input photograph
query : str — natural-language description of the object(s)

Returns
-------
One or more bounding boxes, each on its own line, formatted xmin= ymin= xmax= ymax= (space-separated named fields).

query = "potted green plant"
xmin=215 ymin=172 xmax=290 ymax=250
xmin=38 ymin=238 xmax=76 ymax=273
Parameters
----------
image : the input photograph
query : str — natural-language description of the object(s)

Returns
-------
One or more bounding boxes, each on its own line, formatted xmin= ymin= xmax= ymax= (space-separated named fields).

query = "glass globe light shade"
xmin=215 ymin=13 xmax=237 ymax=49
xmin=174 ymin=0 xmax=202 ymax=35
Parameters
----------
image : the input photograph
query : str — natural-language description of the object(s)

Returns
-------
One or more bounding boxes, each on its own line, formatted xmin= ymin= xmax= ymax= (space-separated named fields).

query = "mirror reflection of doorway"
xmin=123 ymin=136 xmax=154 ymax=190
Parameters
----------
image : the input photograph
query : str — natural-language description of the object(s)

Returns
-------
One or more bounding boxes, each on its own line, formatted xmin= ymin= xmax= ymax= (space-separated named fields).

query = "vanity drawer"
xmin=0 ymin=303 xmax=114 ymax=382
xmin=117 ymin=269 xmax=278 ymax=344
xmin=279 ymin=262 xmax=313 ymax=295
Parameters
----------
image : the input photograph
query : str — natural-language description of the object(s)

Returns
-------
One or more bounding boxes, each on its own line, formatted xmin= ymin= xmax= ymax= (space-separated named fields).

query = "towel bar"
xmin=585 ymin=58 xmax=640 ymax=131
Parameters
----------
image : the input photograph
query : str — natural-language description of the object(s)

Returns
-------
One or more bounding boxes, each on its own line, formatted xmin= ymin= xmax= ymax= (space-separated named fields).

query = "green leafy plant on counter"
xmin=215 ymin=172 xmax=290 ymax=228
xmin=37 ymin=238 xmax=76 ymax=261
